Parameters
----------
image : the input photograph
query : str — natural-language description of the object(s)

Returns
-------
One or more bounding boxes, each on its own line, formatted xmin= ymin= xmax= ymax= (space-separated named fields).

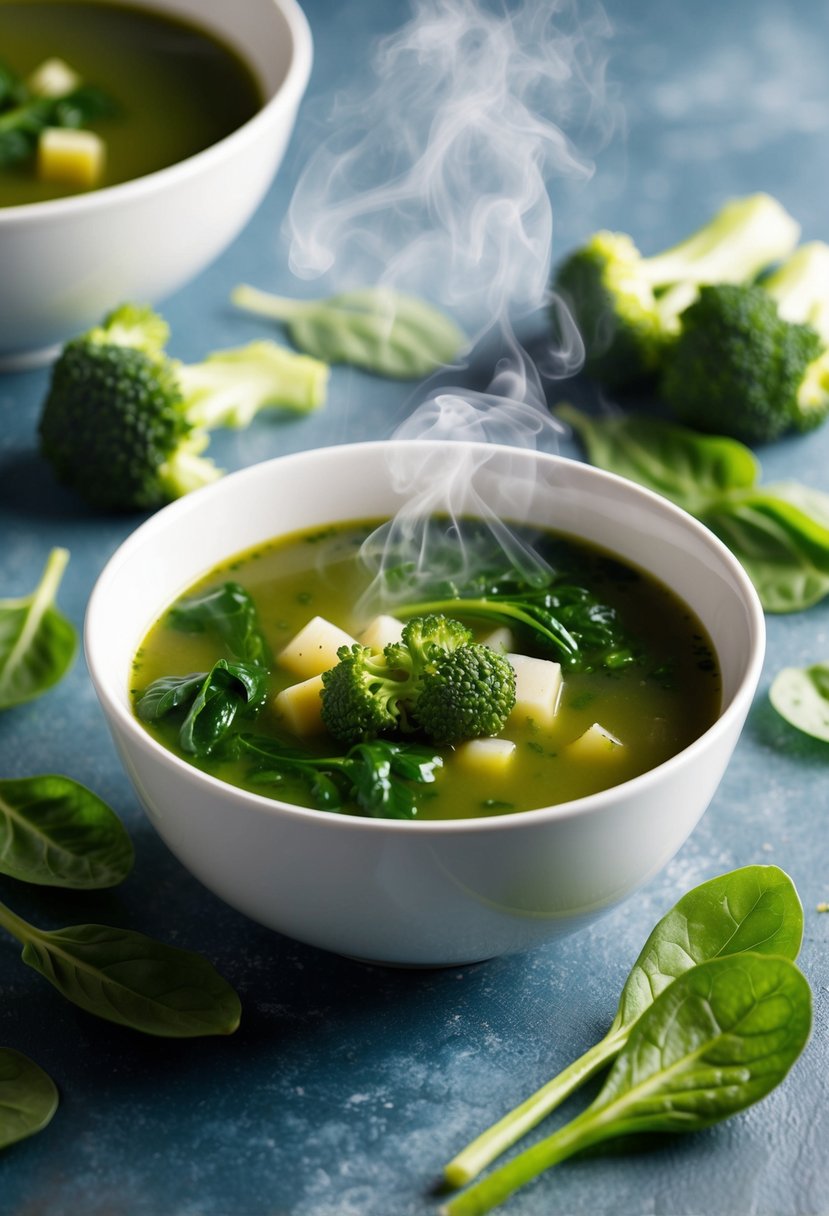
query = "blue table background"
xmin=2 ymin=1 xmax=828 ymax=1213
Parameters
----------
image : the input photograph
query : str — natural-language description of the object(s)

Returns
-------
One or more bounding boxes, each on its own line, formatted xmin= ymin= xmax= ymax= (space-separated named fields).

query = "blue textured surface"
xmin=1 ymin=1 xmax=828 ymax=1213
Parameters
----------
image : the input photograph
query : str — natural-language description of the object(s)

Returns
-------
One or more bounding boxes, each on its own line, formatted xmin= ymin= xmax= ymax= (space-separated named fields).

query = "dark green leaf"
xmin=346 ymin=740 xmax=442 ymax=818
xmin=770 ymin=663 xmax=829 ymax=740
xmin=613 ymin=863 xmax=804 ymax=1028
xmin=135 ymin=672 xmax=207 ymax=721
xmin=0 ymin=549 xmax=77 ymax=710
xmin=0 ymin=1048 xmax=58 ymax=1150
xmin=701 ymin=490 xmax=829 ymax=612
xmin=53 ymin=85 xmax=120 ymax=128
xmin=556 ymin=404 xmax=829 ymax=613
xmin=16 ymin=919 xmax=241 ymax=1037
xmin=444 ymin=954 xmax=811 ymax=1216
xmin=0 ymin=774 xmax=133 ymax=889
xmin=0 ymin=97 xmax=52 ymax=167
xmin=444 ymin=864 xmax=803 ymax=1187
xmin=168 ymin=582 xmax=270 ymax=666
xmin=307 ymin=771 xmax=343 ymax=809
xmin=235 ymin=734 xmax=441 ymax=818
xmin=599 ymin=953 xmax=811 ymax=1128
xmin=178 ymin=660 xmax=268 ymax=756
xmin=232 ymin=284 xmax=467 ymax=378
xmin=555 ymin=403 xmax=760 ymax=515
xmin=137 ymin=660 xmax=268 ymax=758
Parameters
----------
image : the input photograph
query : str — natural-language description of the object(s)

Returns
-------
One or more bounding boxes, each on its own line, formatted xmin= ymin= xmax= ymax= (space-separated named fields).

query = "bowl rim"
xmin=0 ymin=0 xmax=313 ymax=224
xmin=85 ymin=439 xmax=766 ymax=837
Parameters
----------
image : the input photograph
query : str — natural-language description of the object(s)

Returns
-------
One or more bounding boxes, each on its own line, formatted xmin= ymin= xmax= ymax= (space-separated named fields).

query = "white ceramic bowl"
xmin=0 ymin=0 xmax=312 ymax=369
xmin=85 ymin=441 xmax=765 ymax=966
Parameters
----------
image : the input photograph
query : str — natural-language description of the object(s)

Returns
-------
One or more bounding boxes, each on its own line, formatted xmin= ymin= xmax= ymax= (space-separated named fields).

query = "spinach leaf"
xmin=555 ymin=403 xmax=759 ymax=515
xmin=443 ymin=954 xmax=811 ymax=1216
xmin=0 ymin=549 xmax=76 ymax=710
xmin=444 ymin=865 xmax=802 ymax=1187
xmin=0 ymin=1048 xmax=58 ymax=1150
xmin=701 ymin=489 xmax=829 ymax=612
xmin=232 ymin=284 xmax=467 ymax=378
xmin=0 ymin=775 xmax=133 ymax=889
xmin=0 ymin=897 xmax=241 ymax=1037
xmin=167 ymin=581 xmax=270 ymax=666
xmin=398 ymin=582 xmax=635 ymax=672
xmin=0 ymin=61 xmax=24 ymax=111
xmin=137 ymin=659 xmax=268 ymax=757
xmin=770 ymin=662 xmax=829 ymax=740
xmin=0 ymin=96 xmax=53 ymax=168
xmin=556 ymin=404 xmax=829 ymax=612
xmin=237 ymin=734 xmax=442 ymax=818
xmin=132 ymin=672 xmax=207 ymax=720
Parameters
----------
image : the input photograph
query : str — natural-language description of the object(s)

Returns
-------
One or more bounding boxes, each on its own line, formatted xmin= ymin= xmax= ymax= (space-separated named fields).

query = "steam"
xmin=284 ymin=0 xmax=618 ymax=600
xmin=286 ymin=0 xmax=616 ymax=331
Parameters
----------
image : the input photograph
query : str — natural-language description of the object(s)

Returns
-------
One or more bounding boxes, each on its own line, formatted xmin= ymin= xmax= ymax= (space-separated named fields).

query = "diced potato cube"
xmin=359 ymin=614 xmax=403 ymax=651
xmin=28 ymin=57 xmax=82 ymax=98
xmin=38 ymin=128 xmax=105 ymax=189
xmin=273 ymin=674 xmax=326 ymax=737
xmin=567 ymin=722 xmax=623 ymax=760
xmin=277 ymin=616 xmax=358 ymax=679
xmin=481 ymin=626 xmax=514 ymax=654
xmin=455 ymin=737 xmax=516 ymax=775
xmin=507 ymin=653 xmax=563 ymax=729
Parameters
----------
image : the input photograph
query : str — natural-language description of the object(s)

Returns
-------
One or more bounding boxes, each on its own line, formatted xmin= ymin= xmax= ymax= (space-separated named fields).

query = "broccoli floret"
xmin=38 ymin=303 xmax=329 ymax=511
xmin=320 ymin=615 xmax=517 ymax=746
xmin=385 ymin=614 xmax=473 ymax=676
xmin=320 ymin=644 xmax=409 ymax=743
xmin=553 ymin=194 xmax=800 ymax=389
xmin=413 ymin=645 xmax=516 ymax=745
xmin=661 ymin=242 xmax=829 ymax=444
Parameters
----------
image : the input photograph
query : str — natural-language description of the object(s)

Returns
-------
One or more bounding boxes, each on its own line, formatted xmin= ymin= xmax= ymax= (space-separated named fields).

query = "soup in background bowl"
xmin=0 ymin=0 xmax=312 ymax=367
xmin=85 ymin=441 xmax=765 ymax=966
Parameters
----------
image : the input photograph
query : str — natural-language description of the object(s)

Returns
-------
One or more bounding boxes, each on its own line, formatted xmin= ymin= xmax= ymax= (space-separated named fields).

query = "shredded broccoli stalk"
xmin=638 ymin=193 xmax=800 ymax=288
xmin=176 ymin=341 xmax=329 ymax=430
xmin=764 ymin=242 xmax=829 ymax=420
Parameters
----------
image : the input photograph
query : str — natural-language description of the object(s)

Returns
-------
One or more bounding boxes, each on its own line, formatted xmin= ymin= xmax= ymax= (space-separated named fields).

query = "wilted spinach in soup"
xmin=0 ymin=2 xmax=261 ymax=206
xmin=131 ymin=520 xmax=722 ymax=820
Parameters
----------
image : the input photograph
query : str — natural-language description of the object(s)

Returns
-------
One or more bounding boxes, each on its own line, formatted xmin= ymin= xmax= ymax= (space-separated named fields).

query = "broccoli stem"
xmin=763 ymin=243 xmax=829 ymax=424
xmin=763 ymin=241 xmax=829 ymax=343
xmin=639 ymin=193 xmax=800 ymax=288
xmin=176 ymin=341 xmax=329 ymax=429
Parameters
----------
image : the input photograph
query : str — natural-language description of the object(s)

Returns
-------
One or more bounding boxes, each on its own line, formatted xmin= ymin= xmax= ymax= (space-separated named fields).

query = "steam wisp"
xmin=284 ymin=0 xmax=617 ymax=600
xmin=286 ymin=0 xmax=616 ymax=334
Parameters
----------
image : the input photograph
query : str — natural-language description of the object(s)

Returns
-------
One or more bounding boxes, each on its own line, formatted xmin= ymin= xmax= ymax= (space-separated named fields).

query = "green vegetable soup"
xmin=131 ymin=520 xmax=722 ymax=820
xmin=0 ymin=2 xmax=261 ymax=207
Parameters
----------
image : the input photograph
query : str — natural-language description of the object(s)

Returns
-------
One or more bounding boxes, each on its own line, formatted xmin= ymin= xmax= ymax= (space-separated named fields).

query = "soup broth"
xmin=0 ymin=2 xmax=262 ymax=206
xmin=132 ymin=520 xmax=722 ymax=821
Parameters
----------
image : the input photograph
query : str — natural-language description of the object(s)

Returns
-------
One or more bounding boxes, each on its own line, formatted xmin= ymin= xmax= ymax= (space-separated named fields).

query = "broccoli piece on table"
xmin=38 ymin=303 xmax=329 ymax=511
xmin=553 ymin=193 xmax=800 ymax=389
xmin=661 ymin=242 xmax=829 ymax=444
xmin=320 ymin=614 xmax=517 ymax=746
